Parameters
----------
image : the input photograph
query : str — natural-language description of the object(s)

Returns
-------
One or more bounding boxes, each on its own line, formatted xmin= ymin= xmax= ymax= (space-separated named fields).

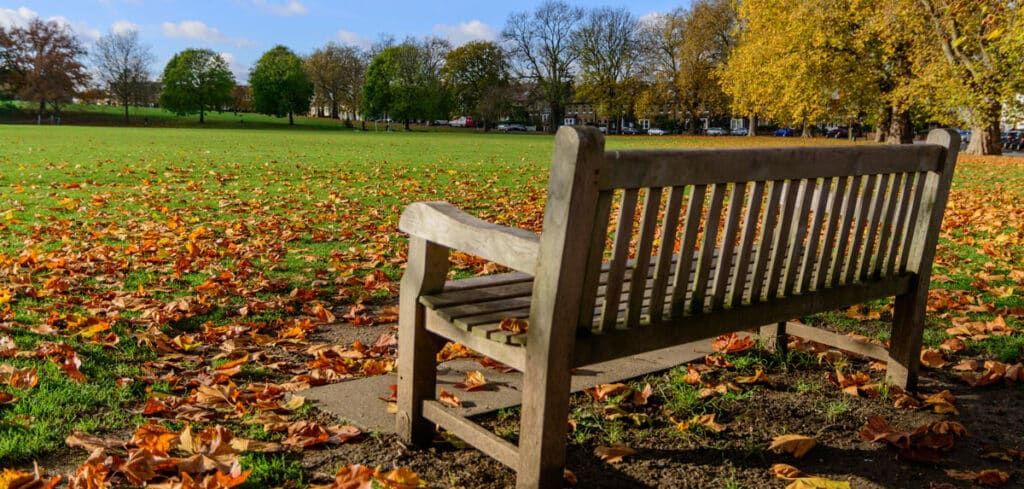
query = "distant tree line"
xmin=1 ymin=0 xmax=1021 ymax=153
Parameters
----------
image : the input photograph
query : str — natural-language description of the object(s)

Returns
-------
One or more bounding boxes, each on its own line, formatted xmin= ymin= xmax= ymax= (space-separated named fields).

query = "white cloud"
xmin=638 ymin=11 xmax=665 ymax=27
xmin=335 ymin=30 xmax=373 ymax=50
xmin=111 ymin=20 xmax=139 ymax=35
xmin=431 ymin=20 xmax=497 ymax=46
xmin=161 ymin=20 xmax=253 ymax=47
xmin=219 ymin=52 xmax=249 ymax=84
xmin=0 ymin=6 xmax=37 ymax=28
xmin=250 ymin=0 xmax=308 ymax=16
xmin=47 ymin=15 xmax=102 ymax=43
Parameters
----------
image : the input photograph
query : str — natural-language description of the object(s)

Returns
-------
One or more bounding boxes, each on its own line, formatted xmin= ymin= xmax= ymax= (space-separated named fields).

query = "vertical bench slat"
xmin=898 ymin=172 xmax=928 ymax=274
xmin=712 ymin=182 xmax=747 ymax=310
xmin=830 ymin=175 xmax=862 ymax=286
xmin=815 ymin=176 xmax=848 ymax=291
xmin=730 ymin=181 xmax=766 ymax=307
xmin=579 ymin=191 xmax=615 ymax=331
xmin=690 ymin=184 xmax=727 ymax=314
xmin=670 ymin=185 xmax=707 ymax=317
xmin=799 ymin=177 xmax=834 ymax=293
xmin=870 ymin=173 xmax=901 ymax=279
xmin=784 ymin=178 xmax=817 ymax=295
xmin=626 ymin=187 xmax=664 ymax=327
xmin=766 ymin=179 xmax=801 ymax=299
xmin=858 ymin=173 xmax=891 ymax=281
xmin=749 ymin=180 xmax=784 ymax=302
xmin=601 ymin=189 xmax=639 ymax=331
xmin=648 ymin=186 xmax=685 ymax=322
xmin=845 ymin=174 xmax=879 ymax=285
xmin=885 ymin=172 xmax=916 ymax=277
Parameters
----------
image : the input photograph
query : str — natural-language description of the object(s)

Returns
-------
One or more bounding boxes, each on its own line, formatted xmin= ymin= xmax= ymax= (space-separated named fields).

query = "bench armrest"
xmin=399 ymin=201 xmax=539 ymax=275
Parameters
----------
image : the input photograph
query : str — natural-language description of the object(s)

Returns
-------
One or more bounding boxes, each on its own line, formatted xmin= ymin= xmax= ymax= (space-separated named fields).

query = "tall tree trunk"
xmin=289 ymin=111 xmax=294 ymax=125
xmin=887 ymin=108 xmax=913 ymax=144
xmin=875 ymin=104 xmax=891 ymax=143
xmin=748 ymin=115 xmax=756 ymax=137
xmin=124 ymin=100 xmax=130 ymax=123
xmin=404 ymin=119 xmax=411 ymax=131
xmin=331 ymin=102 xmax=339 ymax=119
xmin=38 ymin=99 xmax=45 ymax=117
xmin=800 ymin=118 xmax=812 ymax=138
xmin=550 ymin=104 xmax=565 ymax=133
xmin=965 ymin=99 xmax=1002 ymax=155
xmin=200 ymin=109 xmax=205 ymax=124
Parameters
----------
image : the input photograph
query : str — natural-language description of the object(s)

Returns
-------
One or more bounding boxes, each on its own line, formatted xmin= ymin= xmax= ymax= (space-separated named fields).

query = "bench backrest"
xmin=530 ymin=127 xmax=958 ymax=341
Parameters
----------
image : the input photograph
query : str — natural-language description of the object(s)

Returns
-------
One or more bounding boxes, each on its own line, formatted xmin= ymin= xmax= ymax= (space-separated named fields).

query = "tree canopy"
xmin=0 ymin=19 xmax=89 ymax=116
xmin=250 ymin=45 xmax=313 ymax=125
xmin=574 ymin=7 xmax=639 ymax=131
xmin=442 ymin=41 xmax=511 ymax=129
xmin=160 ymin=49 xmax=235 ymax=123
xmin=361 ymin=40 xmax=450 ymax=130
xmin=305 ymin=42 xmax=366 ymax=120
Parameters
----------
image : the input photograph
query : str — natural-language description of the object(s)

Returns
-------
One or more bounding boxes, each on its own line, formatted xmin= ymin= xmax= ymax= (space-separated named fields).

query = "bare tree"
xmin=502 ymin=0 xmax=584 ymax=132
xmin=636 ymin=9 xmax=685 ymax=122
xmin=92 ymin=29 xmax=153 ymax=122
xmin=574 ymin=7 xmax=638 ymax=132
xmin=305 ymin=42 xmax=366 ymax=119
xmin=3 ymin=19 xmax=89 ymax=117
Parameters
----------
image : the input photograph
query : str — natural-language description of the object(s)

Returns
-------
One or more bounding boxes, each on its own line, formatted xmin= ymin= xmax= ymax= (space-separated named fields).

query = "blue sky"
xmin=1 ymin=1 xmax=690 ymax=83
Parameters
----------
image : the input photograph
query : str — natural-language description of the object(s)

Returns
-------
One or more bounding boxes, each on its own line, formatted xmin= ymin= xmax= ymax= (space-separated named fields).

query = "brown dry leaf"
xmin=920 ymin=349 xmax=949 ymax=368
xmin=438 ymin=388 xmax=462 ymax=408
xmin=594 ymin=443 xmax=635 ymax=464
xmin=65 ymin=431 xmax=126 ymax=452
xmin=785 ymin=477 xmax=852 ymax=489
xmin=769 ymin=434 xmax=817 ymax=459
xmin=584 ymin=383 xmax=630 ymax=402
xmin=938 ymin=338 xmax=966 ymax=352
xmin=0 ymin=392 xmax=15 ymax=405
xmin=711 ymin=333 xmax=755 ymax=353
xmin=498 ymin=317 xmax=528 ymax=334
xmin=631 ymin=383 xmax=653 ymax=406
xmin=376 ymin=467 xmax=421 ymax=489
xmin=946 ymin=468 xmax=1010 ymax=487
xmin=121 ymin=448 xmax=158 ymax=486
xmin=436 ymin=342 xmax=476 ymax=362
xmin=477 ymin=356 xmax=516 ymax=373
xmin=674 ymin=413 xmax=726 ymax=433
xmin=0 ymin=365 xmax=38 ymax=390
xmin=704 ymin=354 xmax=734 ymax=368
xmin=735 ymin=369 xmax=774 ymax=387
xmin=952 ymin=359 xmax=978 ymax=371
xmin=1004 ymin=363 xmax=1024 ymax=382
xmin=770 ymin=464 xmax=803 ymax=478
xmin=683 ymin=365 xmax=703 ymax=385
xmin=563 ymin=469 xmax=577 ymax=485
xmin=454 ymin=370 xmax=489 ymax=391
xmin=131 ymin=423 xmax=180 ymax=456
xmin=0 ymin=463 xmax=61 ymax=489
xmin=921 ymin=390 xmax=959 ymax=415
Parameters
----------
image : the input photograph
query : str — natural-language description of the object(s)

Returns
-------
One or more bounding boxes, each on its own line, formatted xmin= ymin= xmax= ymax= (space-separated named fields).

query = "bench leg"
xmin=759 ymin=321 xmax=788 ymax=354
xmin=516 ymin=362 xmax=573 ymax=489
xmin=396 ymin=238 xmax=448 ymax=445
xmin=888 ymin=290 xmax=925 ymax=390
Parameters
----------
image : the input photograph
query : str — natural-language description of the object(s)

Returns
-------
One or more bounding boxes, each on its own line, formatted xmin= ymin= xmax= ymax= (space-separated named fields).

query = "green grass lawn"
xmin=0 ymin=122 xmax=1021 ymax=481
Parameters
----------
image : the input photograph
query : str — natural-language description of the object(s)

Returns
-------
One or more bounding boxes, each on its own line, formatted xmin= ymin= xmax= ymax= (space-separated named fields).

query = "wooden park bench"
xmin=396 ymin=126 xmax=959 ymax=489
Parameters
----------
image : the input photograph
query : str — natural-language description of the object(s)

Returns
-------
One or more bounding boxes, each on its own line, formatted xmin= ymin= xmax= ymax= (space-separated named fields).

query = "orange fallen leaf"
xmin=438 ymin=389 xmax=462 ymax=408
xmin=594 ymin=443 xmax=635 ymax=463
xmin=920 ymin=349 xmax=949 ymax=368
xmin=712 ymin=333 xmax=754 ymax=353
xmin=770 ymin=464 xmax=803 ymax=478
xmin=584 ymin=383 xmax=630 ymax=402
xmin=735 ymin=369 xmax=774 ymax=386
xmin=454 ymin=370 xmax=489 ymax=391
xmin=631 ymin=383 xmax=653 ymax=406
xmin=674 ymin=413 xmax=726 ymax=433
xmin=498 ymin=317 xmax=528 ymax=334
xmin=770 ymin=434 xmax=817 ymax=459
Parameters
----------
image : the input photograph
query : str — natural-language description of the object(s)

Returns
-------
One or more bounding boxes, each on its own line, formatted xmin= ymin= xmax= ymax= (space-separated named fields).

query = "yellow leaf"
xmin=594 ymin=443 xmax=635 ymax=463
xmin=786 ymin=477 xmax=851 ymax=489
xmin=770 ymin=434 xmax=817 ymax=459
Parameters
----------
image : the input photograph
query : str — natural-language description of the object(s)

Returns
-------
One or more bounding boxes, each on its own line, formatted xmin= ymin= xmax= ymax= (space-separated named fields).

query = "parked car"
xmin=774 ymin=128 xmax=795 ymax=137
xmin=730 ymin=127 xmax=749 ymax=136
xmin=621 ymin=126 xmax=642 ymax=135
xmin=705 ymin=127 xmax=728 ymax=136
xmin=647 ymin=127 xmax=668 ymax=136
xmin=826 ymin=127 xmax=849 ymax=139
xmin=506 ymin=123 xmax=527 ymax=132
xmin=1003 ymin=131 xmax=1023 ymax=151
xmin=432 ymin=120 xmax=449 ymax=126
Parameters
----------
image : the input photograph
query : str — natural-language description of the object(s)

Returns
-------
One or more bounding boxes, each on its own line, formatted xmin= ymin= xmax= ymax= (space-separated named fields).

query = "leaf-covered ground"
xmin=0 ymin=125 xmax=1022 ymax=488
